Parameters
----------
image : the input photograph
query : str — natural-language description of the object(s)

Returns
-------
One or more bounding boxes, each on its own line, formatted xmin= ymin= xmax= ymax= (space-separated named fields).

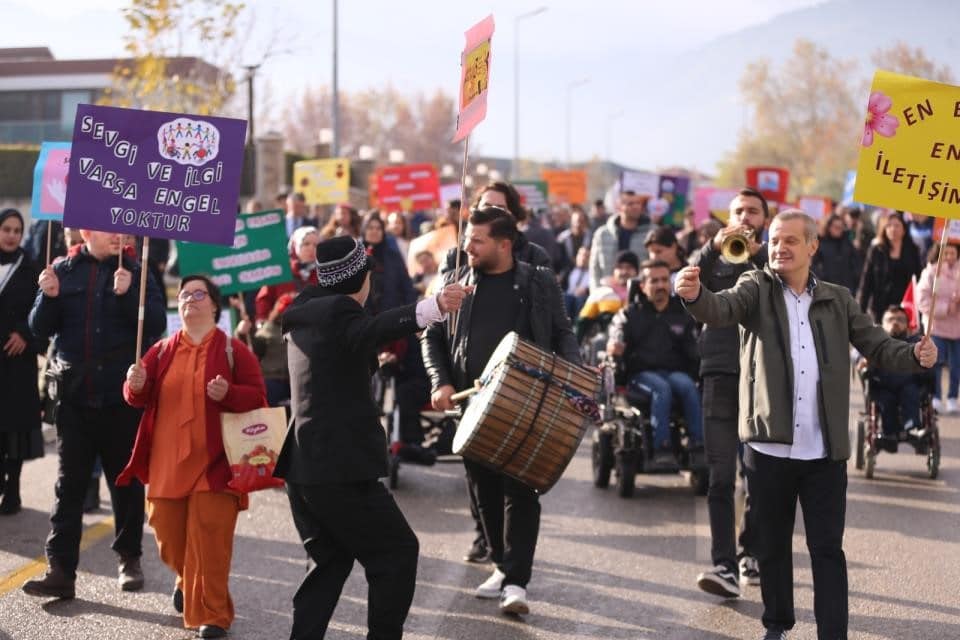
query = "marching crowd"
xmin=0 ymin=178 xmax=955 ymax=639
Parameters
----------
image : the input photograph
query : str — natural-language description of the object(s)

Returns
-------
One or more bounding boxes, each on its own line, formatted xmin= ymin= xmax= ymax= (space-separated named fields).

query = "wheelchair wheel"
xmin=591 ymin=430 xmax=613 ymax=488
xmin=615 ymin=451 xmax=637 ymax=498
xmin=855 ymin=419 xmax=866 ymax=471
xmin=388 ymin=455 xmax=400 ymax=490
xmin=689 ymin=470 xmax=709 ymax=496
xmin=864 ymin=449 xmax=876 ymax=479
xmin=927 ymin=430 xmax=941 ymax=480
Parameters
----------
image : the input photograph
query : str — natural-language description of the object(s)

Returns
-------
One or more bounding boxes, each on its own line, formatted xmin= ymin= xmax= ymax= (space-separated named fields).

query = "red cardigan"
xmin=117 ymin=329 xmax=267 ymax=493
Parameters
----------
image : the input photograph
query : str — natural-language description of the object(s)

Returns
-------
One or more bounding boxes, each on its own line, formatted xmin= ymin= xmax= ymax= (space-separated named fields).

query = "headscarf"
xmin=0 ymin=209 xmax=25 ymax=265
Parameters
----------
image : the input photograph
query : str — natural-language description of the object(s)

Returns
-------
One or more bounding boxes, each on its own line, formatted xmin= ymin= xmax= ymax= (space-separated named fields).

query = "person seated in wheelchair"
xmin=607 ymin=259 xmax=704 ymax=465
xmin=861 ymin=305 xmax=932 ymax=441
xmin=576 ymin=250 xmax=639 ymax=363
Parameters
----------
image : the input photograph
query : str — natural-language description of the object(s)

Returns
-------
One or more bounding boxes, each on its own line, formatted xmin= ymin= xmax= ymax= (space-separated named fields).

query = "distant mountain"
xmin=648 ymin=0 xmax=959 ymax=175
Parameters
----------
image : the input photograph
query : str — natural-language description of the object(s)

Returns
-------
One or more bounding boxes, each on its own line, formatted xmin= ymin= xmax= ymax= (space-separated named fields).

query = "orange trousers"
xmin=147 ymin=491 xmax=240 ymax=630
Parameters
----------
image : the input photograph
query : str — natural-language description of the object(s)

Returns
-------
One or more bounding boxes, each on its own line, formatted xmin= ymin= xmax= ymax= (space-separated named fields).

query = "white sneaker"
xmin=947 ymin=398 xmax=958 ymax=414
xmin=499 ymin=584 xmax=529 ymax=615
xmin=696 ymin=565 xmax=741 ymax=598
xmin=933 ymin=398 xmax=943 ymax=413
xmin=475 ymin=568 xmax=505 ymax=599
xmin=738 ymin=555 xmax=761 ymax=587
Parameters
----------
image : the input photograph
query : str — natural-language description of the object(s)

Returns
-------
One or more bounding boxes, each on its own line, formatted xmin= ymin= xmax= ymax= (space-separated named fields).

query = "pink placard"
xmin=693 ymin=187 xmax=739 ymax=225
xmin=41 ymin=149 xmax=70 ymax=213
xmin=453 ymin=14 xmax=495 ymax=143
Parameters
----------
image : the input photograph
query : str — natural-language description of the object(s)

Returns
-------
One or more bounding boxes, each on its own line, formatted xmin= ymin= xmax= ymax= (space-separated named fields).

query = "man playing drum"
xmin=422 ymin=206 xmax=580 ymax=615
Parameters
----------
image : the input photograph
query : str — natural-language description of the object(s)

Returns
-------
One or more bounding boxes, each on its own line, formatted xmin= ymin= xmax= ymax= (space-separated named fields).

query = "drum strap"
xmin=498 ymin=352 xmax=558 ymax=476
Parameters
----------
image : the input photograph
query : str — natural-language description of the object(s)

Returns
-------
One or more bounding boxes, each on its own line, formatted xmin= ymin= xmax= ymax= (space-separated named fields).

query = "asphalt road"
xmin=0 ymin=392 xmax=957 ymax=640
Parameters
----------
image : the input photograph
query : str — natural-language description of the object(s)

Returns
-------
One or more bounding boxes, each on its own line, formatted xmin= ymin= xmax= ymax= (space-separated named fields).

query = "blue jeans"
xmin=629 ymin=370 xmax=703 ymax=450
xmin=931 ymin=336 xmax=960 ymax=400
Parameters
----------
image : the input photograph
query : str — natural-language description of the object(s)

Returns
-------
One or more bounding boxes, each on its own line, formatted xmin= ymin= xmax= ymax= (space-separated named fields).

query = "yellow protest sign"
xmin=854 ymin=70 xmax=960 ymax=218
xmin=293 ymin=158 xmax=350 ymax=205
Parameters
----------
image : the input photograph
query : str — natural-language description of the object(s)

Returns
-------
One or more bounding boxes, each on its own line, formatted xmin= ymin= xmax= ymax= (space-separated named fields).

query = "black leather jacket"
xmin=421 ymin=261 xmax=581 ymax=392
xmin=610 ymin=296 xmax=699 ymax=379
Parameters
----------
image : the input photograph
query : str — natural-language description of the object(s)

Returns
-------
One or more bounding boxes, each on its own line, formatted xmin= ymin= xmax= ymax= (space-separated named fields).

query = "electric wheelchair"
xmin=591 ymin=353 xmax=709 ymax=497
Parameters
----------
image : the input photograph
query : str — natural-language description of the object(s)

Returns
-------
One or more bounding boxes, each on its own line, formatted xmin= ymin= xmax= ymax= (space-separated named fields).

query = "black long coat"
xmin=0 ymin=248 xmax=40 ymax=434
xmin=275 ymin=287 xmax=423 ymax=483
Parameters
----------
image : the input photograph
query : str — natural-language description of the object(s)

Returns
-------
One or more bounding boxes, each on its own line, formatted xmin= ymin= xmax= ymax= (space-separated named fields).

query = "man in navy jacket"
xmin=24 ymin=229 xmax=165 ymax=599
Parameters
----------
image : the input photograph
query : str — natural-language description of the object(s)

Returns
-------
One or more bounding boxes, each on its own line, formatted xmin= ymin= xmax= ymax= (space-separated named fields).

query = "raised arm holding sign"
xmin=853 ymin=70 xmax=960 ymax=337
xmin=62 ymin=104 xmax=246 ymax=360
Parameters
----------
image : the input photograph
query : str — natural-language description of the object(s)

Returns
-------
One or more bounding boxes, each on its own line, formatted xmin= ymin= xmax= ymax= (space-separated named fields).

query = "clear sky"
xmin=4 ymin=0 xmax=826 ymax=172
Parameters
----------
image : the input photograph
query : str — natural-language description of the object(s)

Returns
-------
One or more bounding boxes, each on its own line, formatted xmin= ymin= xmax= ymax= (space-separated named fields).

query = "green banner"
xmin=514 ymin=180 xmax=549 ymax=213
xmin=177 ymin=209 xmax=292 ymax=295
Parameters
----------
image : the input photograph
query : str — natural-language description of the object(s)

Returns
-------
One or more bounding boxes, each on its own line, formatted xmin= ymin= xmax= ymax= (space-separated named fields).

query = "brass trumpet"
xmin=721 ymin=228 xmax=755 ymax=264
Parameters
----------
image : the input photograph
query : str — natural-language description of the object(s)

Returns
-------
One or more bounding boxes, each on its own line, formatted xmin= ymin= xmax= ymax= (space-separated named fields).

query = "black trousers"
xmin=47 ymin=402 xmax=144 ymax=578
xmin=744 ymin=448 xmax=848 ymax=640
xmin=703 ymin=374 xmax=756 ymax=572
xmin=286 ymin=480 xmax=419 ymax=640
xmin=395 ymin=376 xmax=429 ymax=445
xmin=464 ymin=458 xmax=540 ymax=588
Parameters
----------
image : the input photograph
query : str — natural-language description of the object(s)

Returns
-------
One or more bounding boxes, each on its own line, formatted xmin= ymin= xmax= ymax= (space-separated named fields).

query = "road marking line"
xmin=0 ymin=518 xmax=115 ymax=597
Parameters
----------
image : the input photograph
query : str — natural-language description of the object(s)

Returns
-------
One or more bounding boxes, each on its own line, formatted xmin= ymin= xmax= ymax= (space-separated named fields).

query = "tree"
xmin=100 ymin=0 xmax=246 ymax=115
xmin=280 ymin=86 xmax=458 ymax=167
xmin=871 ymin=42 xmax=954 ymax=84
xmin=716 ymin=40 xmax=955 ymax=202
xmin=715 ymin=39 xmax=860 ymax=200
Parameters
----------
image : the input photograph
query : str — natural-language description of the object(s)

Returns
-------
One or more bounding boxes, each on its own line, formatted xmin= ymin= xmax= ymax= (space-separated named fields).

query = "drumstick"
xmin=451 ymin=380 xmax=481 ymax=404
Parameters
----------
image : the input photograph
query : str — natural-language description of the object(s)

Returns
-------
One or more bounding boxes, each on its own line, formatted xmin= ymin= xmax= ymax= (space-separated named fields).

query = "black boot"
xmin=22 ymin=563 xmax=76 ymax=599
xmin=82 ymin=475 xmax=100 ymax=513
xmin=118 ymin=555 xmax=144 ymax=591
xmin=0 ymin=459 xmax=22 ymax=515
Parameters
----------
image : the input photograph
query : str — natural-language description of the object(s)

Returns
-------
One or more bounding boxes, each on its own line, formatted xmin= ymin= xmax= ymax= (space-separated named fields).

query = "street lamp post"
xmin=242 ymin=64 xmax=260 ymax=144
xmin=512 ymin=6 xmax=548 ymax=179
xmin=565 ymin=77 xmax=590 ymax=168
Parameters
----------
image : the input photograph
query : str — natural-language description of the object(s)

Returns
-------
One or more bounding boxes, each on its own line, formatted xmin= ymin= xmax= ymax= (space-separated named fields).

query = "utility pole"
xmin=243 ymin=64 xmax=259 ymax=144
xmin=512 ymin=6 xmax=548 ymax=178
xmin=332 ymin=0 xmax=340 ymax=157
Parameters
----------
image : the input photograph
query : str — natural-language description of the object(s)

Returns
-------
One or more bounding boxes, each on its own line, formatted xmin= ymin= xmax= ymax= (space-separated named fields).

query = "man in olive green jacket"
xmin=676 ymin=210 xmax=937 ymax=640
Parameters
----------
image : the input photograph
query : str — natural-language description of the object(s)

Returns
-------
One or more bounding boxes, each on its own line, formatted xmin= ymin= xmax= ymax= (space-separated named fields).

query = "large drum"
xmin=453 ymin=332 xmax=600 ymax=493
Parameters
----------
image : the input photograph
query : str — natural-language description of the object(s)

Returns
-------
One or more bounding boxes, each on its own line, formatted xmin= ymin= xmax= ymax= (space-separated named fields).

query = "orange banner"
xmin=541 ymin=169 xmax=587 ymax=205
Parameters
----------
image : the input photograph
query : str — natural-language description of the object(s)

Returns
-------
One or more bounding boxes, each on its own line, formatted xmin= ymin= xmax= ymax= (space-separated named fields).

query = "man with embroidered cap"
xmin=275 ymin=236 xmax=471 ymax=640
xmin=675 ymin=210 xmax=937 ymax=640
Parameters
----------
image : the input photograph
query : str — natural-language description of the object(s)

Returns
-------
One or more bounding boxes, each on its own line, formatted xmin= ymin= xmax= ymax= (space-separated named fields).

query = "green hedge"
xmin=285 ymin=151 xmax=306 ymax=189
xmin=0 ymin=145 xmax=41 ymax=198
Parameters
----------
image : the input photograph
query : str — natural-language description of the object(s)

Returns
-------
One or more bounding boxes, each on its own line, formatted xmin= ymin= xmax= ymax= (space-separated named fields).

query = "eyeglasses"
xmin=178 ymin=289 xmax=208 ymax=303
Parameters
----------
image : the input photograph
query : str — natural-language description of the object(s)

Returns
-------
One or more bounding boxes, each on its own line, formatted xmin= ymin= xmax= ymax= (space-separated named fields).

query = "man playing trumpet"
xmin=690 ymin=188 xmax=769 ymax=598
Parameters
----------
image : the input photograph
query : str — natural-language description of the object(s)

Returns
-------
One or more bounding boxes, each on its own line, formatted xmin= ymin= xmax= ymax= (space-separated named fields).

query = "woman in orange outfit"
xmin=118 ymin=275 xmax=266 ymax=639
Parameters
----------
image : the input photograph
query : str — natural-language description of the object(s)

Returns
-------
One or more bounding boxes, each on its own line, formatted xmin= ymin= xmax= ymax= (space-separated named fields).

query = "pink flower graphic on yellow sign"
xmin=861 ymin=91 xmax=899 ymax=147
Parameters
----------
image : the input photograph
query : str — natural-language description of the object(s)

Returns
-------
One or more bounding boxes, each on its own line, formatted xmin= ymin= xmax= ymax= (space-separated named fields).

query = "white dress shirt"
xmin=415 ymin=293 xmax=446 ymax=328
xmin=749 ymin=276 xmax=827 ymax=460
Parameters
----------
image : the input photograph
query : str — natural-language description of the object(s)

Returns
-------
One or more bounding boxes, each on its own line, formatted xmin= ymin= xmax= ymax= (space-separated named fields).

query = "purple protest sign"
xmin=62 ymin=104 xmax=246 ymax=246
